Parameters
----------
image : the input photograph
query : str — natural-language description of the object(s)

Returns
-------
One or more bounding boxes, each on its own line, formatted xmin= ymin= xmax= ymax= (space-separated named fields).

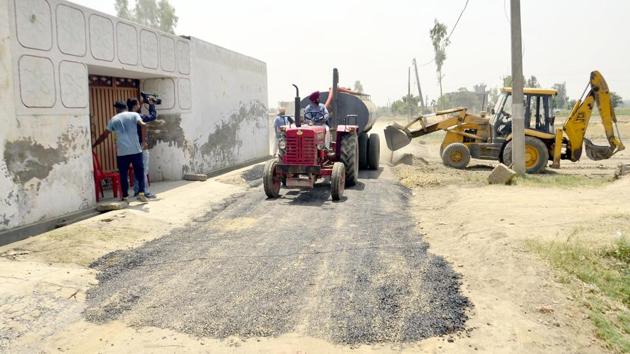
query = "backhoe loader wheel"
xmin=263 ymin=159 xmax=281 ymax=198
xmin=340 ymin=132 xmax=359 ymax=187
xmin=441 ymin=143 xmax=471 ymax=169
xmin=331 ymin=162 xmax=346 ymax=201
xmin=358 ymin=133 xmax=368 ymax=170
xmin=367 ymin=133 xmax=381 ymax=170
xmin=502 ymin=137 xmax=549 ymax=174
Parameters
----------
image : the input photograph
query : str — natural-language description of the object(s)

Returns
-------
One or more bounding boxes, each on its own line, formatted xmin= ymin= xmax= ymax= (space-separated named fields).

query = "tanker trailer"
xmin=300 ymin=88 xmax=380 ymax=170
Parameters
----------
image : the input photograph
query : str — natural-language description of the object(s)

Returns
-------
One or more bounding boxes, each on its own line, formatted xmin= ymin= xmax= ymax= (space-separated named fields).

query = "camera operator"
xmin=127 ymin=94 xmax=158 ymax=199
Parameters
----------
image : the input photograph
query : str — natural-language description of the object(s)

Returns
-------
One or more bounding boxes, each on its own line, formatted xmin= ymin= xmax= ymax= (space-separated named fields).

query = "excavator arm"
xmin=563 ymin=71 xmax=625 ymax=161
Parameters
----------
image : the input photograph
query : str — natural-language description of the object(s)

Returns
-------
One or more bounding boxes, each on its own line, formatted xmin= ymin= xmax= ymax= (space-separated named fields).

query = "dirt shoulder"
xmin=389 ymin=124 xmax=629 ymax=353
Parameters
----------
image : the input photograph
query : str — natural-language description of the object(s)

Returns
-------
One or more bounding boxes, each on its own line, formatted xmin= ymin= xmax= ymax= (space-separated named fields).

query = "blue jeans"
xmin=134 ymin=150 xmax=150 ymax=195
xmin=117 ymin=153 xmax=144 ymax=198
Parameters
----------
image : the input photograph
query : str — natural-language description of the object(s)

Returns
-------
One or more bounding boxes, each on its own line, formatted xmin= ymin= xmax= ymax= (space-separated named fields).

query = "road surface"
xmin=84 ymin=167 xmax=470 ymax=345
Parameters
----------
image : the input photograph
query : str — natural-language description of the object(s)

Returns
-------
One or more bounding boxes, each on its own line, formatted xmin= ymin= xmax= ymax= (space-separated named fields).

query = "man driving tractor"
xmin=304 ymin=91 xmax=330 ymax=148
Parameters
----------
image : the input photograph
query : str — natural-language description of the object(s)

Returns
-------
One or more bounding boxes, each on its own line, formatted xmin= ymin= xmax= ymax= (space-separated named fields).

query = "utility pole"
xmin=510 ymin=0 xmax=525 ymax=175
xmin=412 ymin=58 xmax=426 ymax=112
xmin=407 ymin=66 xmax=412 ymax=122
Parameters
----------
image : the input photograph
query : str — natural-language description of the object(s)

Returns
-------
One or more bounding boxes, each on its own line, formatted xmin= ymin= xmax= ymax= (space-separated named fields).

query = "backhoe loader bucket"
xmin=384 ymin=123 xmax=413 ymax=151
xmin=584 ymin=139 xmax=615 ymax=161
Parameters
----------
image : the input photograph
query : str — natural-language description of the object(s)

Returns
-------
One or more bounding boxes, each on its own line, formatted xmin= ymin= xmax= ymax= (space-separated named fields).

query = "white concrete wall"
xmin=187 ymin=38 xmax=268 ymax=172
xmin=0 ymin=0 xmax=269 ymax=233
xmin=149 ymin=38 xmax=269 ymax=179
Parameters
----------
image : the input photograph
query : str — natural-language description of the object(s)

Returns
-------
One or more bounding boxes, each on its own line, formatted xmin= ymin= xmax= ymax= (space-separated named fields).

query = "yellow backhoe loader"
xmin=384 ymin=71 xmax=625 ymax=173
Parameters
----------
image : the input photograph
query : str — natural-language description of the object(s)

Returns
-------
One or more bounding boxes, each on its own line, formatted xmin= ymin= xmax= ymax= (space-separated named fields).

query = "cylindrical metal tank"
xmin=300 ymin=91 xmax=376 ymax=134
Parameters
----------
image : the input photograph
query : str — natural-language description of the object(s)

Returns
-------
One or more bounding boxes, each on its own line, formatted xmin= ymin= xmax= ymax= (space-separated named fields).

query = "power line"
xmin=446 ymin=0 xmax=470 ymax=42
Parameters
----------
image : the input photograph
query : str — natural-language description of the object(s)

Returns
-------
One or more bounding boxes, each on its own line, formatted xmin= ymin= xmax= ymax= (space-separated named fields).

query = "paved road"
xmin=85 ymin=168 xmax=470 ymax=345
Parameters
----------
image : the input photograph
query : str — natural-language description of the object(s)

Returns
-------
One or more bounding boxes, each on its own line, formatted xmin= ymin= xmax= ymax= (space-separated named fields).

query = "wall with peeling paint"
xmin=148 ymin=39 xmax=268 ymax=178
xmin=0 ymin=0 xmax=268 ymax=234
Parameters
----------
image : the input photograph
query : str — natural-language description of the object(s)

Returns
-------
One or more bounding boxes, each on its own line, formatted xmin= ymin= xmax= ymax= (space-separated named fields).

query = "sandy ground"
xmin=1 ymin=117 xmax=628 ymax=353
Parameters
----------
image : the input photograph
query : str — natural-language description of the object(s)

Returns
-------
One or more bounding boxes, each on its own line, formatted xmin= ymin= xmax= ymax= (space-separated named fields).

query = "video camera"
xmin=140 ymin=91 xmax=162 ymax=105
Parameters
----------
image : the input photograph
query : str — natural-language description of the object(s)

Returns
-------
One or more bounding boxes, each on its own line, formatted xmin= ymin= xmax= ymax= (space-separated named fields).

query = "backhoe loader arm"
xmin=384 ymin=108 xmax=468 ymax=151
xmin=563 ymin=71 xmax=625 ymax=161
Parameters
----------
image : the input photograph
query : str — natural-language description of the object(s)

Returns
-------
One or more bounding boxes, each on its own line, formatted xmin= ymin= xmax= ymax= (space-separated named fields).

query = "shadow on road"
xmin=359 ymin=168 xmax=384 ymax=180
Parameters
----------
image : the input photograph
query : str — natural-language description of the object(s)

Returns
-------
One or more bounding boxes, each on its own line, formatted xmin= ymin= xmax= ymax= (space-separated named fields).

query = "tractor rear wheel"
xmin=358 ymin=133 xmax=368 ymax=170
xmin=263 ymin=159 xmax=281 ymax=198
xmin=340 ymin=132 xmax=359 ymax=186
xmin=367 ymin=133 xmax=380 ymax=170
xmin=441 ymin=143 xmax=471 ymax=169
xmin=331 ymin=162 xmax=346 ymax=201
xmin=503 ymin=136 xmax=549 ymax=174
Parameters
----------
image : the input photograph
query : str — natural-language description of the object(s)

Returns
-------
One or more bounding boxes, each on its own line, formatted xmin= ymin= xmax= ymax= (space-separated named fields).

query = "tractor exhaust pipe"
xmin=332 ymin=68 xmax=339 ymax=128
xmin=292 ymin=84 xmax=301 ymax=127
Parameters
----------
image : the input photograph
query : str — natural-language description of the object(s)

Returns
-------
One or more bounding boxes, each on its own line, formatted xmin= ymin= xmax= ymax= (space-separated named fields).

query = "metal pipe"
xmin=292 ymin=84 xmax=301 ymax=128
xmin=332 ymin=68 xmax=339 ymax=128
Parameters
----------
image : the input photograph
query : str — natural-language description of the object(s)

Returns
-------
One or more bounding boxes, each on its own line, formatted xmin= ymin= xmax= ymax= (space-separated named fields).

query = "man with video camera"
xmin=128 ymin=92 xmax=160 ymax=199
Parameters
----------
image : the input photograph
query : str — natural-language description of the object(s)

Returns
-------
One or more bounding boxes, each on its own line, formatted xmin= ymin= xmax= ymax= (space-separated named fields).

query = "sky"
xmin=73 ymin=0 xmax=630 ymax=107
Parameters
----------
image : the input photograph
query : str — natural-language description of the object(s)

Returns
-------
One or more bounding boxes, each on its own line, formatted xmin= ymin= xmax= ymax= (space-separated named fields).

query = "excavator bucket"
xmin=584 ymin=139 xmax=615 ymax=160
xmin=384 ymin=123 xmax=413 ymax=151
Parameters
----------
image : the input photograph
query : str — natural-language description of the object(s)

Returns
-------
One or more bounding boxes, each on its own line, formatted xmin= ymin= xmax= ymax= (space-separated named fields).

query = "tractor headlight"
xmin=278 ymin=139 xmax=286 ymax=150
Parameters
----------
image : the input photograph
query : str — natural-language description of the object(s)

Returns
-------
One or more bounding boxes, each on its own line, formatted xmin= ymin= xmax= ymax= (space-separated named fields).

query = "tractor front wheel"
xmin=331 ymin=162 xmax=346 ymax=201
xmin=263 ymin=159 xmax=281 ymax=198
xmin=340 ymin=132 xmax=359 ymax=186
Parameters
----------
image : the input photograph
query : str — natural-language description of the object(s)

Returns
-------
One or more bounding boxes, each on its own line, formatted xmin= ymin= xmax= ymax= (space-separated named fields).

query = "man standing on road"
xmin=273 ymin=107 xmax=291 ymax=156
xmin=93 ymin=101 xmax=149 ymax=203
xmin=128 ymin=97 xmax=158 ymax=199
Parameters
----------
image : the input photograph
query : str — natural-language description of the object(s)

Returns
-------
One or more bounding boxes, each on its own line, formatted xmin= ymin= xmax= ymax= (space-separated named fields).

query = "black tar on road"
xmin=85 ymin=168 xmax=470 ymax=345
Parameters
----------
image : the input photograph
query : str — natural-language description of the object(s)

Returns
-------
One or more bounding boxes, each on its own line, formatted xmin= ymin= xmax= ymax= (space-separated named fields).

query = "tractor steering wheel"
xmin=305 ymin=111 xmax=325 ymax=122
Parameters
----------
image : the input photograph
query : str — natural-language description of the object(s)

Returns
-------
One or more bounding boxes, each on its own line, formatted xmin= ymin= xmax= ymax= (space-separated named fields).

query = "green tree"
xmin=353 ymin=80 xmax=364 ymax=93
xmin=526 ymin=75 xmax=540 ymax=88
xmin=611 ymin=92 xmax=623 ymax=108
xmin=115 ymin=0 xmax=178 ymax=34
xmin=439 ymin=88 xmax=485 ymax=112
xmin=134 ymin=0 xmax=159 ymax=28
xmin=430 ymin=20 xmax=449 ymax=105
xmin=115 ymin=0 xmax=132 ymax=20
xmin=157 ymin=0 xmax=178 ymax=33
xmin=391 ymin=95 xmax=420 ymax=116
xmin=551 ymin=82 xmax=568 ymax=110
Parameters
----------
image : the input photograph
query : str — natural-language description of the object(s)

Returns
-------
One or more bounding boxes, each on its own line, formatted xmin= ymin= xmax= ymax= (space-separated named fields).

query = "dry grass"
xmin=513 ymin=173 xmax=612 ymax=188
xmin=526 ymin=216 xmax=630 ymax=353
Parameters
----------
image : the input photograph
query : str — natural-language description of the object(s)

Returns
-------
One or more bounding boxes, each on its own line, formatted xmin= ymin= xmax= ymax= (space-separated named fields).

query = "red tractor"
xmin=264 ymin=70 xmax=359 ymax=201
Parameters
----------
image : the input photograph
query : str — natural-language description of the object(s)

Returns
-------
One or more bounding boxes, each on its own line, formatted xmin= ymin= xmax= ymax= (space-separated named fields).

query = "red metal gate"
xmin=89 ymin=75 xmax=140 ymax=172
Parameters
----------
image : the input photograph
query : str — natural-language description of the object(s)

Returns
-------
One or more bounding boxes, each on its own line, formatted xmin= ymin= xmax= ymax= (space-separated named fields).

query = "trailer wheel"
xmin=358 ymin=133 xmax=368 ymax=170
xmin=263 ymin=159 xmax=281 ymax=198
xmin=340 ymin=132 xmax=359 ymax=186
xmin=503 ymin=137 xmax=548 ymax=174
xmin=441 ymin=143 xmax=471 ymax=169
xmin=367 ymin=133 xmax=380 ymax=170
xmin=331 ymin=162 xmax=346 ymax=201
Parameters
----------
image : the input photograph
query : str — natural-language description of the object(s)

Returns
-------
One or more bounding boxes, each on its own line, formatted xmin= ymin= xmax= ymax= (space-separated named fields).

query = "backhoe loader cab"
xmin=490 ymin=88 xmax=557 ymax=139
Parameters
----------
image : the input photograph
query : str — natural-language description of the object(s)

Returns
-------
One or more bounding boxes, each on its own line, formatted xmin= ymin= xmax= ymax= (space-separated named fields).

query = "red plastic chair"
xmin=92 ymin=152 xmax=122 ymax=201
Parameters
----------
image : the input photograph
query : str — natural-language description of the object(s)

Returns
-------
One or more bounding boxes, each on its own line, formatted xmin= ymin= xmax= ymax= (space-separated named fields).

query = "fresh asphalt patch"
xmin=84 ymin=169 xmax=471 ymax=345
